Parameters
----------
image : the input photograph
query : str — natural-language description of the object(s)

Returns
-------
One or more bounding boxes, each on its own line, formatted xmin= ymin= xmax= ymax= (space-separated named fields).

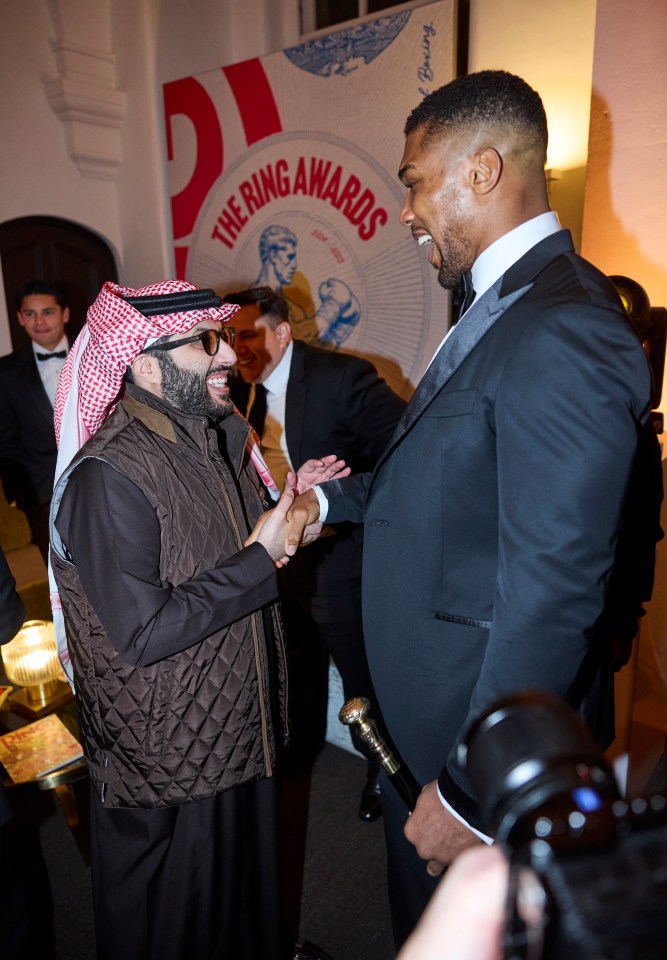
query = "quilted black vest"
xmin=51 ymin=386 xmax=286 ymax=808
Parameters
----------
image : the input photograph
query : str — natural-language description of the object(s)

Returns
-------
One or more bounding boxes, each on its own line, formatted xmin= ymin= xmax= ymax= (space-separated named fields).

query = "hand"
xmin=404 ymin=781 xmax=482 ymax=876
xmin=284 ymin=489 xmax=321 ymax=557
xmin=397 ymin=845 xmax=508 ymax=960
xmin=246 ymin=488 xmax=324 ymax=566
xmin=290 ymin=454 xmax=350 ymax=495
xmin=299 ymin=520 xmax=324 ymax=547
xmin=245 ymin=486 xmax=297 ymax=566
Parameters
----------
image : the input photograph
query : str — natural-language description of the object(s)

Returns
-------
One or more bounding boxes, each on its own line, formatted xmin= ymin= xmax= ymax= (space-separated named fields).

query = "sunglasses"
xmin=148 ymin=327 xmax=236 ymax=357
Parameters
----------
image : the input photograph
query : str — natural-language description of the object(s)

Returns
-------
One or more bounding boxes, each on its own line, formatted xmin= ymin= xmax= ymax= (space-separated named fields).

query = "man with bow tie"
xmin=285 ymin=70 xmax=661 ymax=947
xmin=0 ymin=280 xmax=70 ymax=559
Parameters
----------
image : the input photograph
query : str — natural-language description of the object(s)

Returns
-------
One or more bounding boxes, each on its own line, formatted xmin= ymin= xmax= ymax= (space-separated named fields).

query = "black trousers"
xmin=381 ymin=774 xmax=439 ymax=950
xmin=279 ymin=562 xmax=383 ymax=765
xmin=0 ymin=785 xmax=56 ymax=960
xmin=0 ymin=817 xmax=39 ymax=960
xmin=90 ymin=777 xmax=289 ymax=960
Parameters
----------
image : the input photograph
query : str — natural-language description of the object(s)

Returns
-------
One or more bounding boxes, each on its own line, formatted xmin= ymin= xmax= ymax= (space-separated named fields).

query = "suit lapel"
xmin=284 ymin=340 xmax=306 ymax=468
xmin=375 ymin=229 xmax=575 ymax=470
xmin=382 ymin=277 xmax=531 ymax=457
xmin=500 ymin=227 xmax=573 ymax=296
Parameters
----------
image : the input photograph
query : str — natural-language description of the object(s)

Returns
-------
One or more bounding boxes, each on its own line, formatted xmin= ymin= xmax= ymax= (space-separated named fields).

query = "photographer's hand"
xmin=404 ymin=781 xmax=482 ymax=875
xmin=397 ymin=845 xmax=508 ymax=960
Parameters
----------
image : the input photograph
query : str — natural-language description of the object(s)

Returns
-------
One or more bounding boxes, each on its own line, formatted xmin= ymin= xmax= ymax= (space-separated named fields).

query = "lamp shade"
xmin=1 ymin=620 xmax=62 ymax=701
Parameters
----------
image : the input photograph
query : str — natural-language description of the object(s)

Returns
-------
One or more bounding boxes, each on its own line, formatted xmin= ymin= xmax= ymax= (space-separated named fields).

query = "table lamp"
xmin=1 ymin=619 xmax=71 ymax=717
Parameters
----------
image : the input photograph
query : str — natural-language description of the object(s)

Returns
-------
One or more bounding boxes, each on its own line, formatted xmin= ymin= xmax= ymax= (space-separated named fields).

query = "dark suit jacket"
xmin=0 ymin=346 xmax=58 ymax=507
xmin=231 ymin=339 xmax=406 ymax=590
xmin=324 ymin=231 xmax=657 ymax=828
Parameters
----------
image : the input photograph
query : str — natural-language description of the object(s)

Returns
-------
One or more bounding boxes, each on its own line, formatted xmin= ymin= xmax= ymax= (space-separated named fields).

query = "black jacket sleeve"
xmin=0 ymin=548 xmax=25 ymax=646
xmin=55 ymin=458 xmax=278 ymax=667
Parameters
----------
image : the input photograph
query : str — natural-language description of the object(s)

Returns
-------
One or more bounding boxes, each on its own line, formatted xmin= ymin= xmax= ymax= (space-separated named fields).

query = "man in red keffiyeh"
xmin=49 ymin=280 xmax=336 ymax=960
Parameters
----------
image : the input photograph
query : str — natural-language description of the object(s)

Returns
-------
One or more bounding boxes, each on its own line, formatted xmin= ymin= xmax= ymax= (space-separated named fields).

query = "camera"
xmin=458 ymin=690 xmax=667 ymax=959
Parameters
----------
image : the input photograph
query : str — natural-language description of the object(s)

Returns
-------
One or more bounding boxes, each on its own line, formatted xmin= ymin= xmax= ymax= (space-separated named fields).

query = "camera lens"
xmin=460 ymin=691 xmax=620 ymax=845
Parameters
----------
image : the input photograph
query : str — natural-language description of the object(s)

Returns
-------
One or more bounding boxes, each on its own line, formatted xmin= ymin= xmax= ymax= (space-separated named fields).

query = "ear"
xmin=16 ymin=311 xmax=26 ymax=329
xmin=470 ymin=147 xmax=502 ymax=195
xmin=276 ymin=321 xmax=292 ymax=348
xmin=131 ymin=352 xmax=162 ymax=392
xmin=62 ymin=307 xmax=70 ymax=326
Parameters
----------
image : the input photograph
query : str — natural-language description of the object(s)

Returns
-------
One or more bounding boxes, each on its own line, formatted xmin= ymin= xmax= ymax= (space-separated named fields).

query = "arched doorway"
xmin=0 ymin=216 xmax=118 ymax=349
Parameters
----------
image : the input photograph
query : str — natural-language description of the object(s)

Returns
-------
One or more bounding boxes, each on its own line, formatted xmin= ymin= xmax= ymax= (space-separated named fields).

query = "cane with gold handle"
xmin=339 ymin=696 xmax=421 ymax=811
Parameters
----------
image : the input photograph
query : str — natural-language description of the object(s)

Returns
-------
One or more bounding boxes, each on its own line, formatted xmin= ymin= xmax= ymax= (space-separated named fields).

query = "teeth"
xmin=417 ymin=234 xmax=434 ymax=246
xmin=207 ymin=376 xmax=227 ymax=386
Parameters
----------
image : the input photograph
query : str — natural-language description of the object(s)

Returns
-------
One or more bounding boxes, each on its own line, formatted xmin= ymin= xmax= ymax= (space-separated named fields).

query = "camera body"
xmin=459 ymin=691 xmax=667 ymax=959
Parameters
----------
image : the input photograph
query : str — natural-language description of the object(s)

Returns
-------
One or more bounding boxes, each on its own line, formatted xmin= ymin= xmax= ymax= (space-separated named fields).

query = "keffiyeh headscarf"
xmin=50 ymin=279 xmax=279 ymax=684
xmin=56 ymin=280 xmax=228 ymax=470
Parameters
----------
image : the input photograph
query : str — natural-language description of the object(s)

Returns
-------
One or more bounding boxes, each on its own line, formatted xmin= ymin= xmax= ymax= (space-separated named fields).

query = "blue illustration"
xmin=284 ymin=12 xmax=411 ymax=77
xmin=317 ymin=279 xmax=361 ymax=347
xmin=255 ymin=225 xmax=299 ymax=288
xmin=253 ymin=224 xmax=361 ymax=348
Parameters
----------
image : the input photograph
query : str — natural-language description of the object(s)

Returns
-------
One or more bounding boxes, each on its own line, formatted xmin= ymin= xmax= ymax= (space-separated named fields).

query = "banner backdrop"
xmin=163 ymin=1 xmax=455 ymax=394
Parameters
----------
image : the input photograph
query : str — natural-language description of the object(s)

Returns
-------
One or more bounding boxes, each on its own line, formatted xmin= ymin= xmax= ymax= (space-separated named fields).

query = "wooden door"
xmin=0 ymin=216 xmax=118 ymax=350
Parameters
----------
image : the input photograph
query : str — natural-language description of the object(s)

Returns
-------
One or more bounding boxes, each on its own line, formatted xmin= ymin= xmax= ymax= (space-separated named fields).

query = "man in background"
xmin=224 ymin=286 xmax=405 ymax=821
xmin=0 ymin=280 xmax=70 ymax=558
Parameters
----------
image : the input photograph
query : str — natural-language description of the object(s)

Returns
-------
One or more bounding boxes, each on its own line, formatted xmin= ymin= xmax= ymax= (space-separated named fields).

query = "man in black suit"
xmin=286 ymin=71 xmax=660 ymax=945
xmin=224 ymin=286 xmax=406 ymax=820
xmin=0 ymin=280 xmax=70 ymax=559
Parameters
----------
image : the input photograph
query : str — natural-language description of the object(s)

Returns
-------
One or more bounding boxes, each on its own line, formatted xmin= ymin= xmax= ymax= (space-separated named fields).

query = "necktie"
xmin=36 ymin=350 xmax=67 ymax=361
xmin=247 ymin=383 xmax=267 ymax=437
xmin=453 ymin=271 xmax=476 ymax=324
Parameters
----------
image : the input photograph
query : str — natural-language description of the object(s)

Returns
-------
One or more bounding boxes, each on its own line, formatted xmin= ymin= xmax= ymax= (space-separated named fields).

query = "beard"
xmin=156 ymin=353 xmax=233 ymax=423
xmin=433 ymin=184 xmax=475 ymax=290
xmin=435 ymin=230 xmax=476 ymax=290
xmin=438 ymin=237 xmax=474 ymax=290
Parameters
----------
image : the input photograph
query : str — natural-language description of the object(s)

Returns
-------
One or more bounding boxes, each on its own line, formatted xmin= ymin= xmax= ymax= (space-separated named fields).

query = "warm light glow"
xmin=544 ymin=95 xmax=591 ymax=172
xmin=1 ymin=620 xmax=62 ymax=689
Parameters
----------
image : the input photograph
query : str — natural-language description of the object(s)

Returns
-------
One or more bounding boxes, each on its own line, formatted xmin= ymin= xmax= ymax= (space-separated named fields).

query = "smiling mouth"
xmin=206 ymin=369 xmax=230 ymax=395
xmin=417 ymin=233 xmax=434 ymax=246
xmin=414 ymin=231 xmax=440 ymax=269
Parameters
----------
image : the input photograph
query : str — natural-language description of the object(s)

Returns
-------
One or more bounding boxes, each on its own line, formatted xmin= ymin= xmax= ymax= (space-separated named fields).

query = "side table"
xmin=0 ymin=689 xmax=90 ymax=865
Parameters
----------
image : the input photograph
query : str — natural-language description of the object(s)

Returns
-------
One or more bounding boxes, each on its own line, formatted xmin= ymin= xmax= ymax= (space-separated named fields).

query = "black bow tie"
xmin=460 ymin=271 xmax=476 ymax=314
xmin=36 ymin=350 xmax=67 ymax=361
xmin=451 ymin=271 xmax=476 ymax=326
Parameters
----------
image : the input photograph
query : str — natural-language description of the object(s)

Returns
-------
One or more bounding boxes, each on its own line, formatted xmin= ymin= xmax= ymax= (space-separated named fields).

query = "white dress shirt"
xmin=32 ymin=334 xmax=69 ymax=407
xmin=427 ymin=211 xmax=563 ymax=369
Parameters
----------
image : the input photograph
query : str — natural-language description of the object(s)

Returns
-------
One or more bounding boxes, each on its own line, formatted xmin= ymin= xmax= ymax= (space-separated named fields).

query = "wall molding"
xmin=46 ymin=39 xmax=127 ymax=181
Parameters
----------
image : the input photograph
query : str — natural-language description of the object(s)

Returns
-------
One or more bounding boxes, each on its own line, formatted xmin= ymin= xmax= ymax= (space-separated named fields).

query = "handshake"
xmin=244 ymin=455 xmax=347 ymax=566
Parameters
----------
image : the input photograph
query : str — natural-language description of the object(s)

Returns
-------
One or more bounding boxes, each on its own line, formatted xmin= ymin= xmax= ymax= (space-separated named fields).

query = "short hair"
xmin=223 ymin=287 xmax=289 ymax=330
xmin=15 ymin=279 xmax=66 ymax=312
xmin=125 ymin=333 xmax=173 ymax=383
xmin=258 ymin=225 xmax=297 ymax=264
xmin=405 ymin=70 xmax=548 ymax=163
